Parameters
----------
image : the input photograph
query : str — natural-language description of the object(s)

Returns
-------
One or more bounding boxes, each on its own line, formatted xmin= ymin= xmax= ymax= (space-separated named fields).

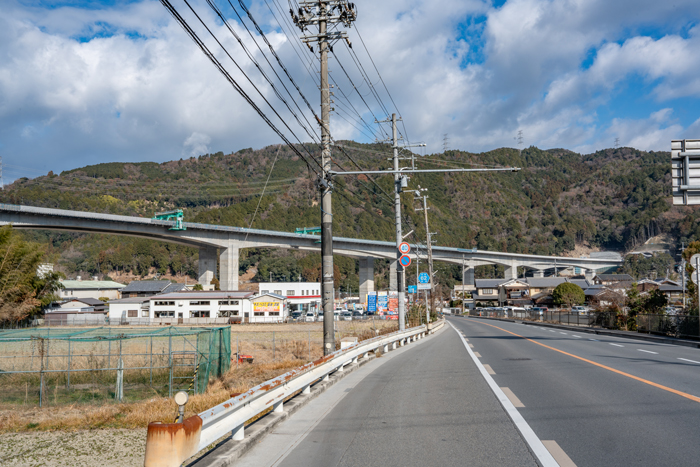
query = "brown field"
xmin=0 ymin=319 xmax=397 ymax=433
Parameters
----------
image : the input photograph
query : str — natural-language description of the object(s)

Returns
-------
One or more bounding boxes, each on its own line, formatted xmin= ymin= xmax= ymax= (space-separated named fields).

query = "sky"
xmin=1 ymin=0 xmax=700 ymax=182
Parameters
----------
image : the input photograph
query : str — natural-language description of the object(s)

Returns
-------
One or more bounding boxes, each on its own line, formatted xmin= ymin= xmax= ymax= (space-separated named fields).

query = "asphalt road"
xmin=237 ymin=325 xmax=539 ymax=467
xmin=449 ymin=316 xmax=700 ymax=466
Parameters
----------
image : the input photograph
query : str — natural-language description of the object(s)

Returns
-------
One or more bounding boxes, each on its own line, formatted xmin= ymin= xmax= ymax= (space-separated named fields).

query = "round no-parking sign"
xmin=399 ymin=255 xmax=411 ymax=267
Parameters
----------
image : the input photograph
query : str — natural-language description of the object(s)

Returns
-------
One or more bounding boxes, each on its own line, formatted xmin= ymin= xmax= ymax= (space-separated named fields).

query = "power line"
xmin=160 ymin=0 xmax=323 ymax=175
xmin=204 ymin=0 xmax=321 ymax=146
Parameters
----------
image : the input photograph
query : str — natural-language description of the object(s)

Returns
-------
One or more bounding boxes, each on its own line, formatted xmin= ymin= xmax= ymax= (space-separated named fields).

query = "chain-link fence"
xmin=0 ymin=326 xmax=230 ymax=407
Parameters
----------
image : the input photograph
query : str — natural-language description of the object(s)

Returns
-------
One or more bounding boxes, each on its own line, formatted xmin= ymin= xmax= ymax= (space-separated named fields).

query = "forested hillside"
xmin=1 ymin=142 xmax=691 ymax=291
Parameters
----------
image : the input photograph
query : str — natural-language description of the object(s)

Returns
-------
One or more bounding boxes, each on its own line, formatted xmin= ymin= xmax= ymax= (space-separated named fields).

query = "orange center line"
xmin=469 ymin=320 xmax=700 ymax=404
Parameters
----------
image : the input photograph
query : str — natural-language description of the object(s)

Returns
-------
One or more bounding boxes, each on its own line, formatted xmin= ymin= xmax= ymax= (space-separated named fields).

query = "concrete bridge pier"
xmin=503 ymin=261 xmax=518 ymax=280
xmin=464 ymin=261 xmax=475 ymax=286
xmin=219 ymin=241 xmax=240 ymax=291
xmin=532 ymin=269 xmax=545 ymax=278
xmin=198 ymin=246 xmax=218 ymax=287
xmin=390 ymin=259 xmax=398 ymax=291
xmin=584 ymin=269 xmax=595 ymax=281
xmin=359 ymin=257 xmax=375 ymax=301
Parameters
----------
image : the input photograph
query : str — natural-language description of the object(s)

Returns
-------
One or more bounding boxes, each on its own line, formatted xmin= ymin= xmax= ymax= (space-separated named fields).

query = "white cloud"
xmin=1 ymin=0 xmax=700 ymax=182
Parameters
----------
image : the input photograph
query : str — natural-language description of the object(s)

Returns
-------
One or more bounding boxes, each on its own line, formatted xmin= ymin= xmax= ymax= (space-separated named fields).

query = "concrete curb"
xmin=459 ymin=315 xmax=700 ymax=349
xmin=189 ymin=324 xmax=445 ymax=467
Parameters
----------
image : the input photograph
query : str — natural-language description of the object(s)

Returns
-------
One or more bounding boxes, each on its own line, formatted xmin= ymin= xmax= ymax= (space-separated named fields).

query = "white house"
xmin=258 ymin=282 xmax=320 ymax=314
xmin=147 ymin=291 xmax=257 ymax=323
xmin=107 ymin=297 xmax=151 ymax=323
xmin=250 ymin=293 xmax=288 ymax=323
xmin=59 ymin=278 xmax=126 ymax=300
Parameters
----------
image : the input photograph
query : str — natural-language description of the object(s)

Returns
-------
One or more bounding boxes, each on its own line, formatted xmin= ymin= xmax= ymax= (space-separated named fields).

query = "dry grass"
xmin=0 ymin=319 xmax=398 ymax=433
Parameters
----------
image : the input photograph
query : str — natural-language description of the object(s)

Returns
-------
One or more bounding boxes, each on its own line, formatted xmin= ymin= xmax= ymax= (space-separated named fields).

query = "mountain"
xmin=0 ymin=143 xmax=687 ymax=289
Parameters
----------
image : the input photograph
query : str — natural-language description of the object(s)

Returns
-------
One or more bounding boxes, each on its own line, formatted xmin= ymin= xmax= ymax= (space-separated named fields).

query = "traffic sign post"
xmin=399 ymin=242 xmax=411 ymax=254
xmin=399 ymin=255 xmax=411 ymax=267
xmin=418 ymin=272 xmax=431 ymax=290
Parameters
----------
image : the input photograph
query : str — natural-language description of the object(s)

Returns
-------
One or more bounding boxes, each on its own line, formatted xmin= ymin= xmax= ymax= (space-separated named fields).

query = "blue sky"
xmin=1 ymin=0 xmax=700 ymax=182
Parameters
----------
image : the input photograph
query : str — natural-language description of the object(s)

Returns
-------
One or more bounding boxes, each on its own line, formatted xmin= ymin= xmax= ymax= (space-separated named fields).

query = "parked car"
xmin=291 ymin=311 xmax=302 ymax=321
xmin=572 ymin=305 xmax=589 ymax=315
xmin=342 ymin=311 xmax=353 ymax=321
xmin=352 ymin=311 xmax=364 ymax=319
xmin=305 ymin=311 xmax=316 ymax=322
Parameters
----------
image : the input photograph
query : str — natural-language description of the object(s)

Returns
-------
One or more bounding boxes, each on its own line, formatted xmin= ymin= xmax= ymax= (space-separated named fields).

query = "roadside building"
xmin=251 ymin=293 xmax=288 ymax=323
xmin=58 ymin=297 xmax=107 ymax=312
xmin=500 ymin=279 xmax=530 ymax=306
xmin=525 ymin=277 xmax=568 ymax=306
xmin=473 ymin=279 xmax=507 ymax=306
xmin=594 ymin=274 xmax=634 ymax=286
xmin=59 ymin=277 xmax=126 ymax=300
xmin=44 ymin=306 xmax=106 ymax=325
xmin=107 ymin=297 xmax=151 ymax=324
xmin=120 ymin=280 xmax=186 ymax=298
xmin=147 ymin=291 xmax=256 ymax=323
xmin=658 ymin=282 xmax=683 ymax=304
xmin=258 ymin=282 xmax=320 ymax=314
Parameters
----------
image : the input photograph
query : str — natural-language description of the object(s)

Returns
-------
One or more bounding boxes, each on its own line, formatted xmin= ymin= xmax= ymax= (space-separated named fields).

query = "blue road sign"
xmin=407 ymin=285 xmax=417 ymax=294
xmin=367 ymin=293 xmax=377 ymax=312
xmin=399 ymin=255 xmax=411 ymax=267
xmin=418 ymin=272 xmax=430 ymax=283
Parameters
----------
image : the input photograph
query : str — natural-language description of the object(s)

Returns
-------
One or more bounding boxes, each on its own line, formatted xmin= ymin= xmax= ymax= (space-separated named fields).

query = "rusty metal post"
xmin=144 ymin=416 xmax=203 ymax=467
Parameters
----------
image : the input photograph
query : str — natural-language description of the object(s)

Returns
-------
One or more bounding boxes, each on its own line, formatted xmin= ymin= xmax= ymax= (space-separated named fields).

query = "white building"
xmin=107 ymin=297 xmax=151 ymax=324
xmin=258 ymin=282 xmax=320 ymax=314
xmin=59 ymin=277 xmax=126 ymax=300
xmin=147 ymin=291 xmax=266 ymax=323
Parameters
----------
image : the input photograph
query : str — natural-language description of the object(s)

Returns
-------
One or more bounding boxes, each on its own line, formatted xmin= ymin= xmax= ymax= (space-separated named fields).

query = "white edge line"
xmin=679 ymin=358 xmax=700 ymax=364
xmin=448 ymin=321 xmax=558 ymax=467
xmin=609 ymin=343 xmax=624 ymax=347
xmin=637 ymin=349 xmax=658 ymax=354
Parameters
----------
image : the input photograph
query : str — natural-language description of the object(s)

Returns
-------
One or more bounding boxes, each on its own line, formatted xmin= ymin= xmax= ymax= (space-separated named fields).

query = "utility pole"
xmin=293 ymin=0 xmax=357 ymax=355
xmin=0 ymin=156 xmax=3 ymax=190
xmin=415 ymin=192 xmax=435 ymax=323
xmin=462 ymin=254 xmax=465 ymax=315
xmin=392 ymin=114 xmax=406 ymax=330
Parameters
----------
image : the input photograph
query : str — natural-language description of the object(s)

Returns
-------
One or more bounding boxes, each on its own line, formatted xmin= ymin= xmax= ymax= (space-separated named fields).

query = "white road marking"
xmin=483 ymin=364 xmax=496 ymax=375
xmin=572 ymin=335 xmax=581 ymax=338
xmin=609 ymin=343 xmax=624 ymax=347
xmin=501 ymin=387 xmax=525 ymax=408
xmin=560 ymin=332 xmax=567 ymax=335
xmin=637 ymin=349 xmax=658 ymax=354
xmin=542 ymin=440 xmax=577 ymax=467
xmin=679 ymin=358 xmax=700 ymax=364
xmin=449 ymin=322 xmax=559 ymax=467
xmin=589 ymin=338 xmax=599 ymax=341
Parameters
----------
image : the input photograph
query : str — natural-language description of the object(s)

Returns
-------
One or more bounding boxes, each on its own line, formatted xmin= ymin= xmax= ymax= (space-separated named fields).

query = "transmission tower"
xmin=516 ymin=130 xmax=524 ymax=156
xmin=614 ymin=137 xmax=620 ymax=149
xmin=293 ymin=0 xmax=357 ymax=355
xmin=443 ymin=134 xmax=449 ymax=153
xmin=0 ymin=156 xmax=3 ymax=190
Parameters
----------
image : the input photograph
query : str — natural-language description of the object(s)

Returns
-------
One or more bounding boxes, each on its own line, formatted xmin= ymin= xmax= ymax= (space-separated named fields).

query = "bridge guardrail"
xmin=144 ymin=321 xmax=443 ymax=467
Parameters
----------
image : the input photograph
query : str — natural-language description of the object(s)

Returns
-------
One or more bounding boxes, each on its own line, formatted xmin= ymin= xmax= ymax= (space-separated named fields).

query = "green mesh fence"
xmin=0 ymin=326 xmax=230 ymax=407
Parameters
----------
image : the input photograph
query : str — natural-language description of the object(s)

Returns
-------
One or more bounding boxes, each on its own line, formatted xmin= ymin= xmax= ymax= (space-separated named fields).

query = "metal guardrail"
xmin=144 ymin=320 xmax=444 ymax=466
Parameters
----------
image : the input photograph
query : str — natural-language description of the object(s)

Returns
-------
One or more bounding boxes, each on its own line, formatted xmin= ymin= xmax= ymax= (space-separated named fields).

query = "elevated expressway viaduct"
xmin=0 ymin=204 xmax=621 ymax=294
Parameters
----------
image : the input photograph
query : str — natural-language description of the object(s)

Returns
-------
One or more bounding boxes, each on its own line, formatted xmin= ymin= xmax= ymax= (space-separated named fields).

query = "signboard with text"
xmin=367 ymin=293 xmax=377 ymax=312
